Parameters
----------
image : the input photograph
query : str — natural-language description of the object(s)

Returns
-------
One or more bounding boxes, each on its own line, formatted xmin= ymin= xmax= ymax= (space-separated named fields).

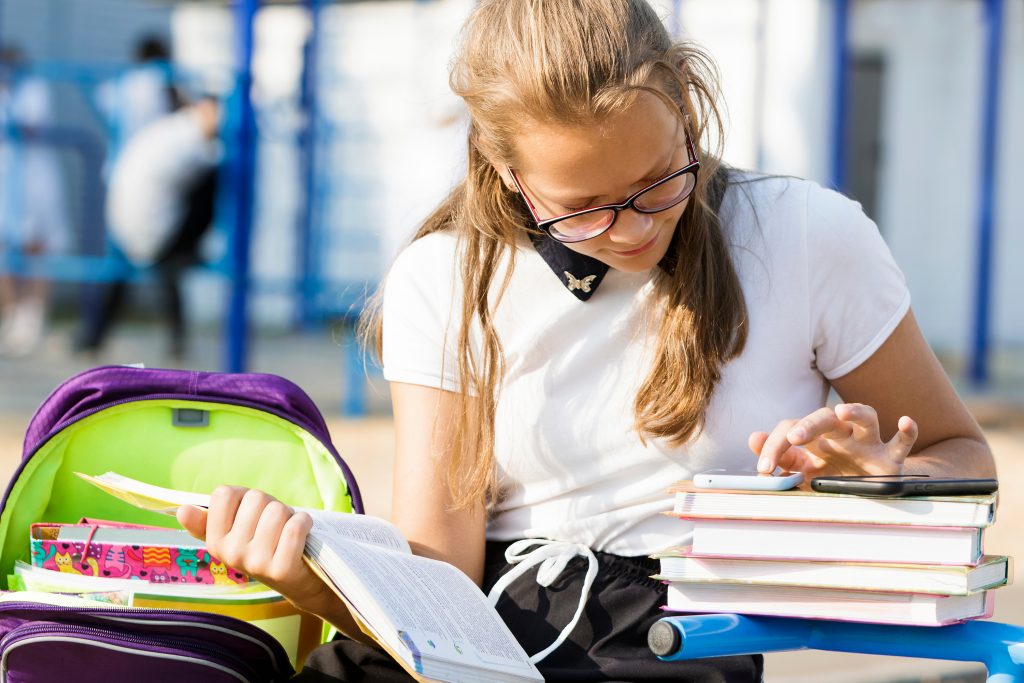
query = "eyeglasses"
xmin=509 ymin=131 xmax=700 ymax=244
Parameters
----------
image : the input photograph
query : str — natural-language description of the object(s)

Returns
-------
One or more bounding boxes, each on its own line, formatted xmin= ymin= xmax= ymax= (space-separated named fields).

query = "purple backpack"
xmin=0 ymin=366 xmax=365 ymax=682
xmin=0 ymin=598 xmax=293 ymax=682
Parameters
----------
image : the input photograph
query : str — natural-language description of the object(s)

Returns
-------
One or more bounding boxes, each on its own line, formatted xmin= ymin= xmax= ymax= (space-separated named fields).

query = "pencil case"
xmin=29 ymin=521 xmax=251 ymax=585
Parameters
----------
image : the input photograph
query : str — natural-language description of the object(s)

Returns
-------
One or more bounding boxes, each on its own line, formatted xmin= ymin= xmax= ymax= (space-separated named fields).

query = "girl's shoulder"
xmin=390 ymin=230 xmax=461 ymax=277
xmin=721 ymin=170 xmax=875 ymax=243
xmin=723 ymin=170 xmax=856 ymax=215
xmin=385 ymin=230 xmax=464 ymax=306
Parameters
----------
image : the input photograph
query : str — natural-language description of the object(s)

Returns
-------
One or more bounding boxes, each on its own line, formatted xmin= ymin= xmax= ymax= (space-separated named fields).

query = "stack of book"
xmin=654 ymin=482 xmax=1010 ymax=626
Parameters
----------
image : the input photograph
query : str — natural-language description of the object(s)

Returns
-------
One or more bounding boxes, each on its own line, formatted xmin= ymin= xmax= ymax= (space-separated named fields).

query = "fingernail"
xmin=757 ymin=457 xmax=771 ymax=473
xmin=789 ymin=428 xmax=806 ymax=442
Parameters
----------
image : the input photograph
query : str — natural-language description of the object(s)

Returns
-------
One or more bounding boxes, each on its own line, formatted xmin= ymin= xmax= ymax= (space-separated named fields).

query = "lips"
xmin=613 ymin=234 xmax=659 ymax=257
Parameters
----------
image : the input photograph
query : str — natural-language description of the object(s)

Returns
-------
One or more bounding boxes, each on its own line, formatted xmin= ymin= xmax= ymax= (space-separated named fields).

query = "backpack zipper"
xmin=0 ymin=601 xmax=290 ymax=676
xmin=0 ymin=621 xmax=262 ymax=682
xmin=2 ymin=392 xmax=363 ymax=522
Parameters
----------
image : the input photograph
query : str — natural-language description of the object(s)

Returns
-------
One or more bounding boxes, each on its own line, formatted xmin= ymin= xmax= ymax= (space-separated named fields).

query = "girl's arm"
xmin=389 ymin=381 xmax=487 ymax=585
xmin=176 ymin=489 xmax=375 ymax=644
xmin=174 ymin=382 xmax=486 ymax=642
xmin=751 ymin=310 xmax=996 ymax=478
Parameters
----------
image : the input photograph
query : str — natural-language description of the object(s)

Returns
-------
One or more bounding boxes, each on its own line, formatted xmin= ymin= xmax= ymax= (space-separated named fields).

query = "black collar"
xmin=527 ymin=230 xmax=610 ymax=301
xmin=527 ymin=229 xmax=683 ymax=301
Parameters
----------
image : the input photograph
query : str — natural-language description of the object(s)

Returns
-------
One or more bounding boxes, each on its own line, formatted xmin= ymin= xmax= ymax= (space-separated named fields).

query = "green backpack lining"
xmin=0 ymin=398 xmax=353 ymax=587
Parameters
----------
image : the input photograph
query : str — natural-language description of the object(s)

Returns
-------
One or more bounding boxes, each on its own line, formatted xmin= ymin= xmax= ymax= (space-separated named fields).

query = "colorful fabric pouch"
xmin=29 ymin=521 xmax=251 ymax=584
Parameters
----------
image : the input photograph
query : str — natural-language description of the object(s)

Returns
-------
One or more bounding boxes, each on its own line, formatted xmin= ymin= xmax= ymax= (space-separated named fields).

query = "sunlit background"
xmin=0 ymin=1 xmax=1021 ymax=681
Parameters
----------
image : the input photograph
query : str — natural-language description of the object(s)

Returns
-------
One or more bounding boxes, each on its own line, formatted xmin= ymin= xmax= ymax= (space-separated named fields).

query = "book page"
xmin=305 ymin=509 xmax=410 ymax=554
xmin=75 ymin=472 xmax=211 ymax=514
xmin=312 ymin=537 xmax=540 ymax=679
xmin=76 ymin=471 xmax=410 ymax=554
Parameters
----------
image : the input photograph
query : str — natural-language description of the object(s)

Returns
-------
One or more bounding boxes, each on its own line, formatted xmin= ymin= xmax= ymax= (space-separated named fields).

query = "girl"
xmin=178 ymin=1 xmax=996 ymax=681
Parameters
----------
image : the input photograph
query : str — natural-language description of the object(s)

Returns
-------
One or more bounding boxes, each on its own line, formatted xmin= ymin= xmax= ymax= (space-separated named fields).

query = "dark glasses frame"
xmin=508 ymin=130 xmax=701 ymax=244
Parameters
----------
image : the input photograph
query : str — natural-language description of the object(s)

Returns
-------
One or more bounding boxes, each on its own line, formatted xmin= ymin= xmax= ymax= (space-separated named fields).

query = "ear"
xmin=495 ymin=166 xmax=517 ymax=191
xmin=483 ymin=153 xmax=516 ymax=192
xmin=472 ymin=128 xmax=518 ymax=191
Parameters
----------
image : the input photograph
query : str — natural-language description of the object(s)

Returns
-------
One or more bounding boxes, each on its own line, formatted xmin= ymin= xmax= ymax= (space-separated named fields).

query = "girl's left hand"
xmin=748 ymin=403 xmax=919 ymax=477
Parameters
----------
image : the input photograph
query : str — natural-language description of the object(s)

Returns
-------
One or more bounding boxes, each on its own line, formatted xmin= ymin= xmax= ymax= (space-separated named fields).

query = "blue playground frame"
xmin=652 ymin=614 xmax=1024 ymax=683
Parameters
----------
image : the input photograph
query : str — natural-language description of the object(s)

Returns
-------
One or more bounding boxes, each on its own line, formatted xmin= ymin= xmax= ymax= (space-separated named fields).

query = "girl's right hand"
xmin=176 ymin=486 xmax=336 ymax=616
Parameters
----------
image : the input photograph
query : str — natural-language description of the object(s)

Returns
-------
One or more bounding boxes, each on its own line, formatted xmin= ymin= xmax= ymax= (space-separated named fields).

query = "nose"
xmin=606 ymin=208 xmax=654 ymax=245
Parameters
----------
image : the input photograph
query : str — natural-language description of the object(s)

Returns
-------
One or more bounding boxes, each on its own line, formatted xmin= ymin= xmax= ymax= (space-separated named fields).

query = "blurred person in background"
xmin=0 ymin=46 xmax=71 ymax=357
xmin=75 ymin=97 xmax=221 ymax=360
xmin=94 ymin=34 xmax=179 ymax=176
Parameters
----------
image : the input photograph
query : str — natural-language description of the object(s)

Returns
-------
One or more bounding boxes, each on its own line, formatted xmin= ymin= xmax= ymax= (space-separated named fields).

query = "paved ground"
xmin=1 ymin=321 xmax=1023 ymax=682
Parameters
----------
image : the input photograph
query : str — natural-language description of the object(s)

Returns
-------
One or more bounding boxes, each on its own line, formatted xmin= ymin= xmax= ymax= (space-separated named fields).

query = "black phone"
xmin=810 ymin=475 xmax=998 ymax=497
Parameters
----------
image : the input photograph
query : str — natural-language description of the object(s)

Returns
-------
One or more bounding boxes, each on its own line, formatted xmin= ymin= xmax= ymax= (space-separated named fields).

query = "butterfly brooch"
xmin=564 ymin=271 xmax=597 ymax=293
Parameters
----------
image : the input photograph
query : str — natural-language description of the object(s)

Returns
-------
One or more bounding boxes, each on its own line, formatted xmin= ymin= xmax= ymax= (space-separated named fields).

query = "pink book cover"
xmin=654 ymin=546 xmax=1007 ymax=573
xmin=678 ymin=518 xmax=984 ymax=567
xmin=672 ymin=513 xmax=979 ymax=533
xmin=659 ymin=589 xmax=995 ymax=627
xmin=30 ymin=522 xmax=251 ymax=585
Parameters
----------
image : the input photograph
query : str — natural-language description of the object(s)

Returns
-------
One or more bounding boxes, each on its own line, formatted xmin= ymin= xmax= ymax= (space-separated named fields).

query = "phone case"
xmin=810 ymin=477 xmax=998 ymax=497
xmin=694 ymin=471 xmax=804 ymax=491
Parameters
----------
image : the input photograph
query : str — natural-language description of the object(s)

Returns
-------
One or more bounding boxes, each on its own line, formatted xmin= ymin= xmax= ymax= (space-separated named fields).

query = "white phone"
xmin=693 ymin=469 xmax=804 ymax=491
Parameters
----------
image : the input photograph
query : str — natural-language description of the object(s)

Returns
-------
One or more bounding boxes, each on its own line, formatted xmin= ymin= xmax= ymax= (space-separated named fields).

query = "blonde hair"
xmin=362 ymin=0 xmax=747 ymax=509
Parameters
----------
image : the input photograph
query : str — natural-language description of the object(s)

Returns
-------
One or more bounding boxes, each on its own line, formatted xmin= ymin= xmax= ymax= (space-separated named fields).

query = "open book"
xmin=76 ymin=472 xmax=544 ymax=683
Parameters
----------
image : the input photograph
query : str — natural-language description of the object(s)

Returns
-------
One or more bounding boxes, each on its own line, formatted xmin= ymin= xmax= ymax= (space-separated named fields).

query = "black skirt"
xmin=293 ymin=540 xmax=763 ymax=683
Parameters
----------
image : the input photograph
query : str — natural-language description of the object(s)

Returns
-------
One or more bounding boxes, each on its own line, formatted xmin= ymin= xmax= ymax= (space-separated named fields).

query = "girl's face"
xmin=505 ymin=91 xmax=691 ymax=273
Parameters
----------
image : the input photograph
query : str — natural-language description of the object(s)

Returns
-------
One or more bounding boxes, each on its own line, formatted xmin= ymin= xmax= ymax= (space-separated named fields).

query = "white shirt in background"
xmin=106 ymin=108 xmax=220 ymax=266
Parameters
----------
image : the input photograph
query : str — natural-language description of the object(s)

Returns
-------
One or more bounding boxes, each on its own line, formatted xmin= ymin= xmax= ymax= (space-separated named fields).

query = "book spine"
xmin=685 ymin=519 xmax=983 ymax=566
xmin=670 ymin=504 xmax=992 ymax=528
xmin=683 ymin=548 xmax=982 ymax=567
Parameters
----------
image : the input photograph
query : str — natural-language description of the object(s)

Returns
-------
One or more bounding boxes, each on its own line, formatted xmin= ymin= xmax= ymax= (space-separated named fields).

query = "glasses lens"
xmin=634 ymin=171 xmax=696 ymax=212
xmin=548 ymin=209 xmax=616 ymax=242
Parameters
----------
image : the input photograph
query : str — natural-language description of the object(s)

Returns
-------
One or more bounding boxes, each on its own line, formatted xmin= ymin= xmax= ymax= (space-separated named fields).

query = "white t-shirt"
xmin=382 ymin=175 xmax=911 ymax=556
xmin=106 ymin=108 xmax=220 ymax=266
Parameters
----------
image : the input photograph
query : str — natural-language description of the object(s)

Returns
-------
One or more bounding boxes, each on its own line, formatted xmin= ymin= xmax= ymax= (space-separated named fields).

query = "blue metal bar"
xmin=12 ymin=61 xmax=120 ymax=84
xmin=828 ymin=0 xmax=851 ymax=191
xmin=753 ymin=0 xmax=768 ymax=171
xmin=969 ymin=0 xmax=1006 ymax=386
xmin=1 ymin=254 xmax=155 ymax=283
xmin=297 ymin=0 xmax=322 ymax=328
xmin=652 ymin=615 xmax=1024 ymax=683
xmin=341 ymin=319 xmax=367 ymax=417
xmin=672 ymin=0 xmax=683 ymax=38
xmin=225 ymin=0 xmax=260 ymax=373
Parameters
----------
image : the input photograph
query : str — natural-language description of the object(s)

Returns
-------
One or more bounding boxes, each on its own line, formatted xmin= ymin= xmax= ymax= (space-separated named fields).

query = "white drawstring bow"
xmin=486 ymin=539 xmax=598 ymax=664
